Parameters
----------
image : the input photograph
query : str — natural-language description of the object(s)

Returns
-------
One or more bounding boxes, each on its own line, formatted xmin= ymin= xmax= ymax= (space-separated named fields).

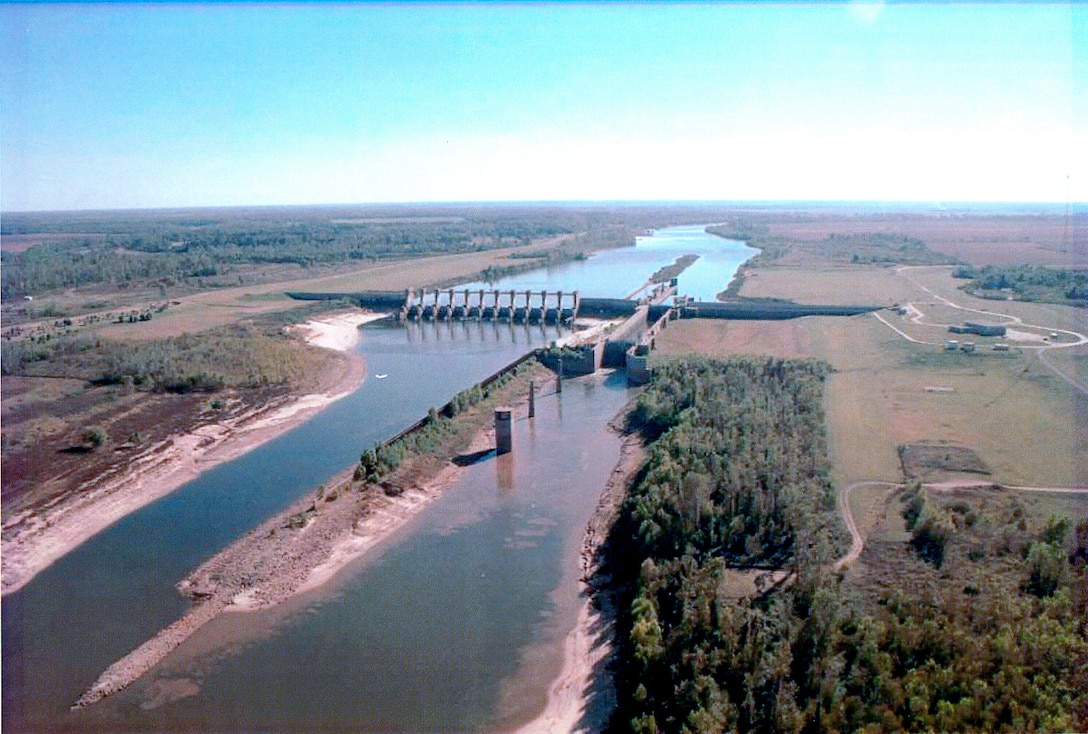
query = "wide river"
xmin=2 ymin=225 xmax=753 ymax=733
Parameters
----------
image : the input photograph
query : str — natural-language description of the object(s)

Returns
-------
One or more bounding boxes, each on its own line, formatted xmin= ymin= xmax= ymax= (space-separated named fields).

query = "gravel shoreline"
xmin=73 ymin=358 xmax=537 ymax=710
xmin=3 ymin=312 xmax=374 ymax=599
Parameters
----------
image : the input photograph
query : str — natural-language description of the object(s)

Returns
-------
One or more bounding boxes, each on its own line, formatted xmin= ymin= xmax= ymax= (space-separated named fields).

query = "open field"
xmin=655 ymin=314 xmax=1087 ymax=489
xmin=737 ymin=265 xmax=916 ymax=305
xmin=847 ymin=483 xmax=1088 ymax=610
xmin=749 ymin=211 xmax=1085 ymax=268
xmin=5 ymin=235 xmax=581 ymax=342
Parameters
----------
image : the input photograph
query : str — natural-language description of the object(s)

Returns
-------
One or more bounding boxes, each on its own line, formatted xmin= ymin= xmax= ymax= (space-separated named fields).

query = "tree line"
xmin=954 ymin=264 xmax=1088 ymax=306
xmin=2 ymin=204 xmax=741 ymax=301
xmin=604 ymin=356 xmax=1087 ymax=732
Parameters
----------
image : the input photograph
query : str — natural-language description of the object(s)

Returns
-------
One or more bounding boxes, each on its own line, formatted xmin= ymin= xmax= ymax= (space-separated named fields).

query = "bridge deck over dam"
xmin=287 ymin=288 xmax=879 ymax=323
xmin=287 ymin=287 xmax=880 ymax=379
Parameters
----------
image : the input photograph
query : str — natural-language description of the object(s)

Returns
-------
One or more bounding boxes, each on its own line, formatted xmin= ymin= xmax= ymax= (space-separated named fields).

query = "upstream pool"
xmin=3 ymin=225 xmax=751 ymax=732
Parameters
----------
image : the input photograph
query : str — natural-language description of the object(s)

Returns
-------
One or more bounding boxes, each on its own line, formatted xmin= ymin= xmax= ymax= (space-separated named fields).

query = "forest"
xmin=954 ymin=264 xmax=1088 ymax=306
xmin=604 ymin=356 xmax=1087 ymax=733
xmin=706 ymin=223 xmax=959 ymax=269
xmin=0 ymin=317 xmax=332 ymax=393
xmin=1 ymin=204 xmax=736 ymax=301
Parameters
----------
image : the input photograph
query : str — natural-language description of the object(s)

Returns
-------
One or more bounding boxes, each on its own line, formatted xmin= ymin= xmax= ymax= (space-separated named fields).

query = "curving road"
xmin=869 ymin=265 xmax=1088 ymax=396
xmin=834 ymin=479 xmax=1088 ymax=572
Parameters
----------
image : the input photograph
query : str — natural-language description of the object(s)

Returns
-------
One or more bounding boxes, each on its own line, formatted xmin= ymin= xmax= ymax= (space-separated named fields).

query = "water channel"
xmin=2 ymin=225 xmax=752 ymax=733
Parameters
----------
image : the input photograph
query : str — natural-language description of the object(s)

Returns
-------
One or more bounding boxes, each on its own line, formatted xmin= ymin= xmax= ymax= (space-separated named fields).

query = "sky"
xmin=1 ymin=2 xmax=1083 ymax=212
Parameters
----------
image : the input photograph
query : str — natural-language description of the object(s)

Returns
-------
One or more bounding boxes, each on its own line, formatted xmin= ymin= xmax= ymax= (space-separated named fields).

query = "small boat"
xmin=375 ymin=373 xmax=389 ymax=379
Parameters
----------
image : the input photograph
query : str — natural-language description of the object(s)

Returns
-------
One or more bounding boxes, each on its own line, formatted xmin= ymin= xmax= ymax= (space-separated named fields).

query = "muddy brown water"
xmin=2 ymin=226 xmax=751 ymax=732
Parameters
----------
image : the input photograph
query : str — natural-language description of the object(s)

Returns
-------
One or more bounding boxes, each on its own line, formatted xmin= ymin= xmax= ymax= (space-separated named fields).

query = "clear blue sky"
xmin=1 ymin=2 xmax=1082 ymax=211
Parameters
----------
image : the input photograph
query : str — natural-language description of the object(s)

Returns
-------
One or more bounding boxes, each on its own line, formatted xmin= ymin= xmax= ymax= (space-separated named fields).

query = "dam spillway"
xmin=2 ymin=224 xmax=835 ymax=732
xmin=402 ymin=288 xmax=580 ymax=325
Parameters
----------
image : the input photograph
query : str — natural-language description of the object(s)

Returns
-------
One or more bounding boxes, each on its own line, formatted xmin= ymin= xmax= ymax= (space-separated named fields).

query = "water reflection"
xmin=4 ymin=225 xmax=751 ymax=733
xmin=496 ymin=453 xmax=516 ymax=494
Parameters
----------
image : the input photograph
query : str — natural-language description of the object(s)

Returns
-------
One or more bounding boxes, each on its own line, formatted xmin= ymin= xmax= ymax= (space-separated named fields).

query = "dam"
xmin=2 ymin=225 xmax=874 ymax=732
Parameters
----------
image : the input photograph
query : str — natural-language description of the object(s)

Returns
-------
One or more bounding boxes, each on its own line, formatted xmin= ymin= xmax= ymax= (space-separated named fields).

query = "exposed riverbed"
xmin=2 ymin=226 xmax=752 ymax=732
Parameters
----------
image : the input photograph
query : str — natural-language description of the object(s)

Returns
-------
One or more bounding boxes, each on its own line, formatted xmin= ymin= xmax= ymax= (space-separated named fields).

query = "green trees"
xmin=606 ymin=356 xmax=1088 ymax=733
xmin=2 ymin=325 xmax=325 ymax=392
xmin=955 ymin=264 xmax=1088 ymax=306
xmin=355 ymin=360 xmax=535 ymax=484
xmin=0 ymin=205 xmax=691 ymax=301
xmin=608 ymin=356 xmax=847 ymax=732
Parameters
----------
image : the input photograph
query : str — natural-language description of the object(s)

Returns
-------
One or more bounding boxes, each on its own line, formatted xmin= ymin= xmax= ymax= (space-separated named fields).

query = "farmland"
xmin=656 ymin=306 xmax=1086 ymax=490
xmin=658 ymin=211 xmax=1087 ymax=491
xmin=612 ymin=210 xmax=1087 ymax=732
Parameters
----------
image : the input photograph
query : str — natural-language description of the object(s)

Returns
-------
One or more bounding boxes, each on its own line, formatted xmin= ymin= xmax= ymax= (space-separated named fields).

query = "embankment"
xmin=73 ymin=354 xmax=552 ymax=709
xmin=2 ymin=311 xmax=375 ymax=598
xmin=511 ymin=415 xmax=647 ymax=734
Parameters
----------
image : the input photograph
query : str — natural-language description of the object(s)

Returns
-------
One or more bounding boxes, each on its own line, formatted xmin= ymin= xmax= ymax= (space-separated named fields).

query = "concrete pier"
xmin=395 ymin=289 xmax=580 ymax=324
xmin=495 ymin=407 xmax=513 ymax=454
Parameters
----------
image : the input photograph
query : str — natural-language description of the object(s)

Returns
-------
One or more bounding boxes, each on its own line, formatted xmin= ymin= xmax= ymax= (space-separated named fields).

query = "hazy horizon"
xmin=2 ymin=199 xmax=1083 ymax=219
xmin=3 ymin=3 xmax=1084 ymax=212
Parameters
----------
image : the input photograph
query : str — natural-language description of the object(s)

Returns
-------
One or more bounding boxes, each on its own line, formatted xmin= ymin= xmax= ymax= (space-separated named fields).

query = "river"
xmin=2 ymin=225 xmax=751 ymax=732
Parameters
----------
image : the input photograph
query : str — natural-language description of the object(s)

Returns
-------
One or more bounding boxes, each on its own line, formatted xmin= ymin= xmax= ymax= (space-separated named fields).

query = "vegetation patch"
xmin=356 ymin=359 xmax=539 ymax=483
xmin=603 ymin=356 xmax=1087 ymax=733
xmin=605 ymin=356 xmax=852 ymax=731
xmin=647 ymin=254 xmax=699 ymax=285
xmin=954 ymin=264 xmax=1088 ymax=307
xmin=898 ymin=442 xmax=991 ymax=481
xmin=706 ymin=222 xmax=793 ymax=266
xmin=2 ymin=324 xmax=334 ymax=393
xmin=707 ymin=222 xmax=959 ymax=269
xmin=1 ymin=205 xmax=703 ymax=302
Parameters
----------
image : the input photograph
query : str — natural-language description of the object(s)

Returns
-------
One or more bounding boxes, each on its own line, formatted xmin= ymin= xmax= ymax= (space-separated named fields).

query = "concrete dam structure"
xmin=402 ymin=289 xmax=580 ymax=325
xmin=287 ymin=288 xmax=881 ymax=384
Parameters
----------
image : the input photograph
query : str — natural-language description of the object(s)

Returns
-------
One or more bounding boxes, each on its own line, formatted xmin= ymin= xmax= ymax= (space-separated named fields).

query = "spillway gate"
xmin=400 ymin=289 xmax=580 ymax=325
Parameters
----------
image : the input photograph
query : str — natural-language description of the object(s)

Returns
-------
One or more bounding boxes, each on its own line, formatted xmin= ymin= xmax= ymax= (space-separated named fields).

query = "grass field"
xmin=81 ymin=238 xmax=573 ymax=341
xmin=737 ymin=265 xmax=916 ymax=306
xmin=654 ymin=315 xmax=1087 ymax=489
xmin=756 ymin=212 xmax=1084 ymax=268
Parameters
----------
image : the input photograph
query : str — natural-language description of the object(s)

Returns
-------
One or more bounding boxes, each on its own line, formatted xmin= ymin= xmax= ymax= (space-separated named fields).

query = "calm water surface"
xmin=460 ymin=224 xmax=754 ymax=301
xmin=2 ymin=225 xmax=750 ymax=732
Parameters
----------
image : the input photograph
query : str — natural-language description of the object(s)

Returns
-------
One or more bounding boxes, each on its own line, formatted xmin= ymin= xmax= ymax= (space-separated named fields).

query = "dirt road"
xmin=834 ymin=479 xmax=1088 ymax=573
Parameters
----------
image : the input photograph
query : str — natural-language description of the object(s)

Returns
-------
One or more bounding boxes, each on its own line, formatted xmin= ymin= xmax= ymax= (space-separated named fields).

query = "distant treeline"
xmin=954 ymin=264 xmax=1088 ymax=306
xmin=605 ymin=356 xmax=1087 ymax=733
xmin=706 ymin=223 xmax=959 ymax=268
xmin=1 ymin=204 xmax=741 ymax=301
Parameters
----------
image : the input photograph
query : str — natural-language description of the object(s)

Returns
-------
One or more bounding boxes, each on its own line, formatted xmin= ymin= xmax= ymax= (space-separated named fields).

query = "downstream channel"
xmin=2 ymin=225 xmax=752 ymax=732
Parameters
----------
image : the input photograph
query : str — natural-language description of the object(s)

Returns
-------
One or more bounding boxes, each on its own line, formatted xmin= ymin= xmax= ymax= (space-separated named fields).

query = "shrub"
xmin=82 ymin=426 xmax=107 ymax=449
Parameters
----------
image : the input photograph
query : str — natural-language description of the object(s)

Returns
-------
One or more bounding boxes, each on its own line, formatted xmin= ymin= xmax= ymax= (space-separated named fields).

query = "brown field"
xmin=19 ymin=235 xmax=577 ymax=342
xmin=654 ymin=315 xmax=1087 ymax=489
xmin=738 ymin=265 xmax=916 ymax=306
xmin=0 ymin=232 xmax=108 ymax=252
xmin=755 ymin=212 xmax=1085 ymax=268
xmin=846 ymin=485 xmax=1088 ymax=608
xmin=847 ymin=483 xmax=896 ymax=547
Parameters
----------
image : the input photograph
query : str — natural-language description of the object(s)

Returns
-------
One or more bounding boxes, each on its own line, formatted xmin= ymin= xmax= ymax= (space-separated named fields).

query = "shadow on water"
xmin=4 ymin=226 xmax=754 ymax=733
xmin=454 ymin=448 xmax=498 ymax=466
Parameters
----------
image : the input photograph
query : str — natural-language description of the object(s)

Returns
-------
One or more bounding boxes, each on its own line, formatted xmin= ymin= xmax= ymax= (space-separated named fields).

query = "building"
xmin=949 ymin=321 xmax=1006 ymax=337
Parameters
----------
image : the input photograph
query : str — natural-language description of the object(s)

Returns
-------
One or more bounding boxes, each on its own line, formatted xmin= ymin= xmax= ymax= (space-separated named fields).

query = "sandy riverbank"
xmin=510 ymin=429 xmax=646 ymax=734
xmin=74 ymin=362 xmax=544 ymax=709
xmin=2 ymin=310 xmax=377 ymax=598
xmin=75 ymin=366 xmax=647 ymax=727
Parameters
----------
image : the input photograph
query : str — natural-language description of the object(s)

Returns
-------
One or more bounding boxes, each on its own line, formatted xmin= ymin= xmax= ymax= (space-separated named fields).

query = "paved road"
xmin=868 ymin=265 xmax=1088 ymax=396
